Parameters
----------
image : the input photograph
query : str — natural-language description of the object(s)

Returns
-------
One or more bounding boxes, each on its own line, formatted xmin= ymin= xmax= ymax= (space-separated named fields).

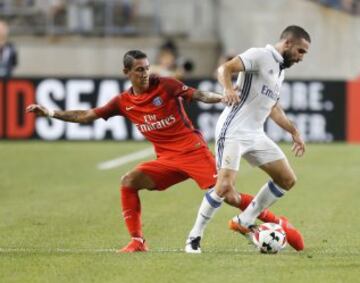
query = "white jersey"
xmin=215 ymin=44 xmax=285 ymax=141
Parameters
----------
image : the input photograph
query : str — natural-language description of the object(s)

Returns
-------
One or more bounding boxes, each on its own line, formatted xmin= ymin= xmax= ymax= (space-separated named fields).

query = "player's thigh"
xmin=259 ymin=159 xmax=296 ymax=190
xmin=136 ymin=160 xmax=188 ymax=191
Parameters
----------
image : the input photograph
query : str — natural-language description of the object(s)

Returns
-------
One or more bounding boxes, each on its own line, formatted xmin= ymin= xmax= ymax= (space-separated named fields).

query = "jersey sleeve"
xmin=162 ymin=77 xmax=196 ymax=102
xmin=239 ymin=48 xmax=265 ymax=72
xmin=93 ymin=96 xmax=123 ymax=120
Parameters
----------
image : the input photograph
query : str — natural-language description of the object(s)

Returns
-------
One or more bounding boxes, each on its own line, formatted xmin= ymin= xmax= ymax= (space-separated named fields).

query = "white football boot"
xmin=185 ymin=236 xmax=202 ymax=254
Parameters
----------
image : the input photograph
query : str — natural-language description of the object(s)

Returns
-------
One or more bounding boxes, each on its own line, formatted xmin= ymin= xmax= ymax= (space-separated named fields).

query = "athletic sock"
xmin=188 ymin=188 xmax=225 ymax=239
xmin=239 ymin=193 xmax=279 ymax=223
xmin=121 ymin=186 xmax=143 ymax=238
xmin=237 ymin=181 xmax=286 ymax=226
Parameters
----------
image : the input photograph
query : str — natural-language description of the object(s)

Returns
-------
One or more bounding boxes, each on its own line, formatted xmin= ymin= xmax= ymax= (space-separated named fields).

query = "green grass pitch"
xmin=1 ymin=141 xmax=360 ymax=283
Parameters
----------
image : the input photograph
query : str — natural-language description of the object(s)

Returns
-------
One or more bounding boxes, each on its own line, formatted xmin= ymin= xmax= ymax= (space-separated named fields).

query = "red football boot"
xmin=228 ymin=217 xmax=258 ymax=244
xmin=117 ymin=238 xmax=149 ymax=253
xmin=228 ymin=219 xmax=252 ymax=235
xmin=279 ymin=216 xmax=304 ymax=251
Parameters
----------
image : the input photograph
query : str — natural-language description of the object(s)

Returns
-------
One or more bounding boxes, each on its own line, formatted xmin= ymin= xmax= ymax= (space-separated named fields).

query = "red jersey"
xmin=94 ymin=76 xmax=207 ymax=157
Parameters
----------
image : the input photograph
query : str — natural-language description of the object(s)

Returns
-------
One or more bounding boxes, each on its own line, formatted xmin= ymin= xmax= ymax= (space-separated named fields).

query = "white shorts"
xmin=215 ymin=134 xmax=286 ymax=171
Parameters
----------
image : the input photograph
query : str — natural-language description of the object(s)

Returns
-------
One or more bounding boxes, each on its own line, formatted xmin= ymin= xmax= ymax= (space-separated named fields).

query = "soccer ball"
xmin=252 ymin=223 xmax=287 ymax=254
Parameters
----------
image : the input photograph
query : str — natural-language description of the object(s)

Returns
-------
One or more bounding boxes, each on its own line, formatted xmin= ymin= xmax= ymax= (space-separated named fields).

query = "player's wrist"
xmin=291 ymin=130 xmax=302 ymax=140
xmin=47 ymin=109 xmax=55 ymax=117
xmin=289 ymin=121 xmax=299 ymax=136
xmin=225 ymin=88 xmax=235 ymax=94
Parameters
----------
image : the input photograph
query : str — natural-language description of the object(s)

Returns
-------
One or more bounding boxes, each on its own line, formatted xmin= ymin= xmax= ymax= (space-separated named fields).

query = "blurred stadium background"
xmin=1 ymin=0 xmax=360 ymax=142
xmin=1 ymin=1 xmax=360 ymax=283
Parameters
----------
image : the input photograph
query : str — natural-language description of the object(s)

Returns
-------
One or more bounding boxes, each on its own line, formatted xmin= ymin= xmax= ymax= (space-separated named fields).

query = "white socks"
xmin=188 ymin=188 xmax=224 ymax=239
xmin=236 ymin=181 xmax=286 ymax=226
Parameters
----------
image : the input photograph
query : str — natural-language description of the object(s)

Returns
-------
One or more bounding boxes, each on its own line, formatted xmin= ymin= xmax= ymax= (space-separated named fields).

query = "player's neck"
xmin=132 ymin=86 xmax=146 ymax=95
xmin=274 ymin=42 xmax=284 ymax=56
xmin=132 ymin=81 xmax=150 ymax=94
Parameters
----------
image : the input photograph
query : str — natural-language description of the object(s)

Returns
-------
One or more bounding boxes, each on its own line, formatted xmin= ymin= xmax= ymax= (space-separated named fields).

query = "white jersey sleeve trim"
xmin=238 ymin=54 xmax=251 ymax=72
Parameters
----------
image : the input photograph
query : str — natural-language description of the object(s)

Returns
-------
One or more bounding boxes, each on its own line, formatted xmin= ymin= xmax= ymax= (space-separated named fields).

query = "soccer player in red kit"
xmin=26 ymin=50 xmax=303 ymax=253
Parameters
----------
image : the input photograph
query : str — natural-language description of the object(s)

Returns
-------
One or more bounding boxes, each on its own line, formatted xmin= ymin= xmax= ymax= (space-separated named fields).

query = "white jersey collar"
xmin=265 ymin=44 xmax=284 ymax=64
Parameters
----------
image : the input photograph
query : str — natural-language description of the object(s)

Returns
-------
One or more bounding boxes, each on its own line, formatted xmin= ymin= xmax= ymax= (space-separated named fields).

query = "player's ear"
xmin=123 ymin=68 xmax=129 ymax=75
xmin=284 ymin=37 xmax=294 ymax=49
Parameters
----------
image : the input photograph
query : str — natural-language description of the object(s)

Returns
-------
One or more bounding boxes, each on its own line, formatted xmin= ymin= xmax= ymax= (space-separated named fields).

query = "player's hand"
xmin=223 ymin=88 xmax=240 ymax=106
xmin=291 ymin=131 xmax=305 ymax=157
xmin=26 ymin=104 xmax=50 ymax=117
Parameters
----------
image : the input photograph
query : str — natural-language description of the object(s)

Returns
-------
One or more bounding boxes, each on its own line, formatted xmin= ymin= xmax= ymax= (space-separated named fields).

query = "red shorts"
xmin=137 ymin=147 xmax=217 ymax=191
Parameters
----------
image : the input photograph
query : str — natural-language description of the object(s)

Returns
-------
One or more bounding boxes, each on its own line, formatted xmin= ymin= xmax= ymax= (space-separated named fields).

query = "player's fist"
xmin=26 ymin=104 xmax=50 ymax=117
xmin=223 ymin=88 xmax=240 ymax=106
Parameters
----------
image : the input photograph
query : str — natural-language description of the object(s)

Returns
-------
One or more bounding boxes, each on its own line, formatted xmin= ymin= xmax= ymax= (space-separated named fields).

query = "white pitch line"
xmin=0 ymin=247 xmax=183 ymax=254
xmin=0 ymin=247 xmax=240 ymax=254
xmin=97 ymin=147 xmax=154 ymax=170
xmin=0 ymin=248 xmax=116 ymax=253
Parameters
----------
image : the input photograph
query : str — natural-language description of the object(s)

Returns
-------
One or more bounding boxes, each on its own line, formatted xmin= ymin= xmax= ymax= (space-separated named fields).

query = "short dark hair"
xmin=280 ymin=25 xmax=311 ymax=43
xmin=123 ymin=50 xmax=147 ymax=70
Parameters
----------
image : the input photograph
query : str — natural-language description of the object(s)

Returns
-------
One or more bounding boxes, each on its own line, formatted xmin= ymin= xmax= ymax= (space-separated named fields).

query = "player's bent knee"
xmin=121 ymin=170 xmax=155 ymax=190
xmin=121 ymin=172 xmax=140 ymax=188
xmin=281 ymin=175 xmax=297 ymax=190
xmin=216 ymin=181 xmax=235 ymax=197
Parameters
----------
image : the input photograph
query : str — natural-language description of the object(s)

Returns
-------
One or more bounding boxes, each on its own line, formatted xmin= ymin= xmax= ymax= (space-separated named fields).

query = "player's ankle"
xmin=131 ymin=237 xmax=145 ymax=243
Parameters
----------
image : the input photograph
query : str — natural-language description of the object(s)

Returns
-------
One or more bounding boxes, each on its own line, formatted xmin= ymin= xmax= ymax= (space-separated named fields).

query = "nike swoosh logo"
xmin=126 ymin=106 xmax=134 ymax=111
xmin=213 ymin=174 xmax=218 ymax=178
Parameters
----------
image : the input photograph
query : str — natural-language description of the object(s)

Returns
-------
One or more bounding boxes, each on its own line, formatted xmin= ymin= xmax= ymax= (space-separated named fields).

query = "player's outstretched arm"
xmin=192 ymin=90 xmax=224 ymax=104
xmin=26 ymin=104 xmax=98 ymax=123
xmin=269 ymin=103 xmax=305 ymax=157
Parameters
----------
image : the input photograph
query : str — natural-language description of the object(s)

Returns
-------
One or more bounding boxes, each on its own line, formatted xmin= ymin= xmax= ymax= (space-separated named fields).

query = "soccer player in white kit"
xmin=185 ymin=25 xmax=311 ymax=253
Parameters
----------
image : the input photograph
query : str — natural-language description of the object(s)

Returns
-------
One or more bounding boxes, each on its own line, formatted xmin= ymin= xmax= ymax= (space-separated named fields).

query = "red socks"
xmin=121 ymin=186 xmax=143 ymax=238
xmin=239 ymin=193 xmax=279 ymax=224
xmin=120 ymin=189 xmax=277 ymax=238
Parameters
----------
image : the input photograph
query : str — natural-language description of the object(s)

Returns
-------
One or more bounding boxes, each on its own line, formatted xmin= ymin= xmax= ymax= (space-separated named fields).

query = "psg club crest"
xmin=152 ymin=96 xmax=163 ymax=106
